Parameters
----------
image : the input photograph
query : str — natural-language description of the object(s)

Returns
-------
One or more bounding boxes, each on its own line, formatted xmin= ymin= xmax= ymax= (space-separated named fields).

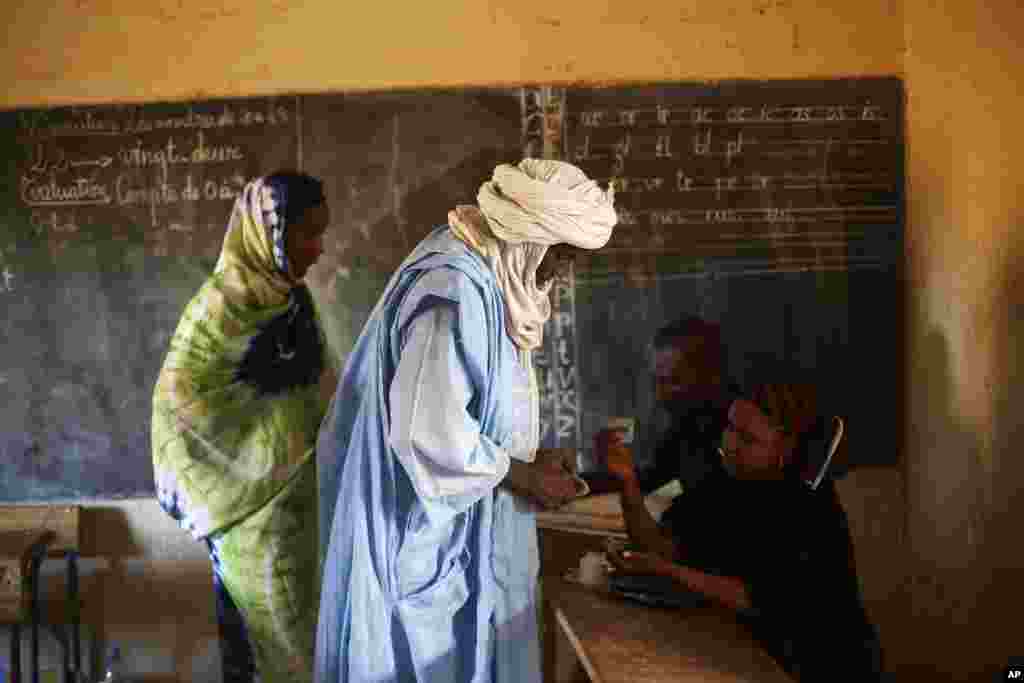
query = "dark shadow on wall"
xmin=971 ymin=215 xmax=1024 ymax=680
xmin=896 ymin=318 xmax=987 ymax=680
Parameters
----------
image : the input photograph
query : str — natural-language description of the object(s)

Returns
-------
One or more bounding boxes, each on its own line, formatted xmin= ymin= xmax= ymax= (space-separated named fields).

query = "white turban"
xmin=477 ymin=159 xmax=617 ymax=249
xmin=449 ymin=159 xmax=618 ymax=351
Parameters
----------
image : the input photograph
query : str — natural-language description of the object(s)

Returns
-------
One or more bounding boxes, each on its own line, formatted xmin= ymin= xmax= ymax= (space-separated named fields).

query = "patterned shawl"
xmin=152 ymin=177 xmax=332 ymax=538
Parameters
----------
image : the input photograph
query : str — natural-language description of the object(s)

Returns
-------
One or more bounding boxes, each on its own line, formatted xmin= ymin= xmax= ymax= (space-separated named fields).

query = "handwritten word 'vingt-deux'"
xmin=120 ymin=132 xmax=244 ymax=171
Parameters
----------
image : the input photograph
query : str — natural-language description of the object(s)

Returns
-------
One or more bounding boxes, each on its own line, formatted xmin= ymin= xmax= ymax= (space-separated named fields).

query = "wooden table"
xmin=536 ymin=492 xmax=680 ymax=592
xmin=537 ymin=493 xmax=791 ymax=683
xmin=543 ymin=578 xmax=792 ymax=683
xmin=535 ymin=493 xmax=630 ymax=584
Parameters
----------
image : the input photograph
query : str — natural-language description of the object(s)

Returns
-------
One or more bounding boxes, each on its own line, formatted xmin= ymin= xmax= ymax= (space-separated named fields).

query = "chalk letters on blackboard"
xmin=655 ymin=133 xmax=673 ymax=158
xmin=694 ymin=129 xmax=712 ymax=156
xmin=21 ymin=175 xmax=111 ymax=207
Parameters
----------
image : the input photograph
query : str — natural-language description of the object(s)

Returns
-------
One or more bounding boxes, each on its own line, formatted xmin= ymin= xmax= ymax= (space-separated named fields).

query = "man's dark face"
xmin=653 ymin=336 xmax=722 ymax=420
xmin=536 ymin=243 xmax=579 ymax=285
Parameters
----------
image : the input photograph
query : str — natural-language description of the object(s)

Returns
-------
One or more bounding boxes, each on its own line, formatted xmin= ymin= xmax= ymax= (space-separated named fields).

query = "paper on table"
xmin=571 ymin=474 xmax=591 ymax=499
xmin=645 ymin=479 xmax=682 ymax=523
xmin=549 ymin=480 xmax=682 ymax=521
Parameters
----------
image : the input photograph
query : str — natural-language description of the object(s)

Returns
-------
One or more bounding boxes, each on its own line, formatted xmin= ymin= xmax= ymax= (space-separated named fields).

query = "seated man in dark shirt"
xmin=602 ymin=382 xmax=883 ymax=682
xmin=582 ymin=315 xmax=740 ymax=500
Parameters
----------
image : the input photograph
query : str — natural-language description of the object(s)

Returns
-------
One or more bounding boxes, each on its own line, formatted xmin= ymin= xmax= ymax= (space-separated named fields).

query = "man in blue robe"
xmin=315 ymin=159 xmax=617 ymax=682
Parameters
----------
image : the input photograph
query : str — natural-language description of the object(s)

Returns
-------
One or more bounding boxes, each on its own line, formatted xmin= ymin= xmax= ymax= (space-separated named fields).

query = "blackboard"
xmin=0 ymin=79 xmax=903 ymax=502
xmin=0 ymin=97 xmax=301 ymax=501
xmin=542 ymin=80 xmax=904 ymax=470
xmin=298 ymin=90 xmax=524 ymax=365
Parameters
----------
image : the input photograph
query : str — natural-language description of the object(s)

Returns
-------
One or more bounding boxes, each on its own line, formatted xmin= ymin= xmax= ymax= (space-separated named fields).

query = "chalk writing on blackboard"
xmin=535 ymin=265 xmax=581 ymax=449
xmin=553 ymin=269 xmax=581 ymax=445
xmin=24 ymin=143 xmax=249 ymax=212
xmin=14 ymin=97 xmax=299 ymax=258
xmin=524 ymin=86 xmax=583 ymax=454
xmin=565 ymin=87 xmax=901 ymax=274
xmin=521 ymin=88 xmax=545 ymax=160
xmin=521 ymin=86 xmax=567 ymax=161
xmin=536 ymin=348 xmax=553 ymax=444
xmin=17 ymin=101 xmax=292 ymax=137
xmin=576 ymin=104 xmax=888 ymax=127
xmin=118 ymin=132 xmax=245 ymax=168
xmin=577 ymin=131 xmax=891 ymax=164
xmin=609 ymin=171 xmax=895 ymax=195
xmin=21 ymin=176 xmax=111 ymax=207
xmin=523 ymin=86 xmax=553 ymax=442
xmin=543 ymin=88 xmax=567 ymax=160
xmin=15 ymin=97 xmax=300 ymax=258
xmin=611 ymin=205 xmax=898 ymax=226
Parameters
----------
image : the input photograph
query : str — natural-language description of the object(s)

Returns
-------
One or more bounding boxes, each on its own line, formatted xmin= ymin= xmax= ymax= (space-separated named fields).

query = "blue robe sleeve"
xmin=388 ymin=302 xmax=521 ymax=508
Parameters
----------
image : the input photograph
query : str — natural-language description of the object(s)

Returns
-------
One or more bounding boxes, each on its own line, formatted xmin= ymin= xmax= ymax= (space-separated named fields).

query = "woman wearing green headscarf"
xmin=152 ymin=171 xmax=335 ymax=682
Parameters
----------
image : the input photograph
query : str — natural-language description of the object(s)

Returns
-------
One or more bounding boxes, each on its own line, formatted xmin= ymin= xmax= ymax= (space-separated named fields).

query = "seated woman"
xmin=600 ymin=383 xmax=883 ymax=682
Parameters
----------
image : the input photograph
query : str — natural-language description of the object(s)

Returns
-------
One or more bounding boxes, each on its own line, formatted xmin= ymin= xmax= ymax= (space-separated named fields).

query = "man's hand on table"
xmin=505 ymin=448 xmax=582 ymax=510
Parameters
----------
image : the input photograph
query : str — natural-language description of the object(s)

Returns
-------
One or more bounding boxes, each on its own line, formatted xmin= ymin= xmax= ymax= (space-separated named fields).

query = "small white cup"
xmin=578 ymin=551 xmax=607 ymax=588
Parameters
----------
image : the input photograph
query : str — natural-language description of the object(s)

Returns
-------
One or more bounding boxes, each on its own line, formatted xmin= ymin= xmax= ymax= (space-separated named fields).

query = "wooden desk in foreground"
xmin=536 ymin=493 xmax=791 ymax=683
xmin=544 ymin=579 xmax=792 ymax=683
